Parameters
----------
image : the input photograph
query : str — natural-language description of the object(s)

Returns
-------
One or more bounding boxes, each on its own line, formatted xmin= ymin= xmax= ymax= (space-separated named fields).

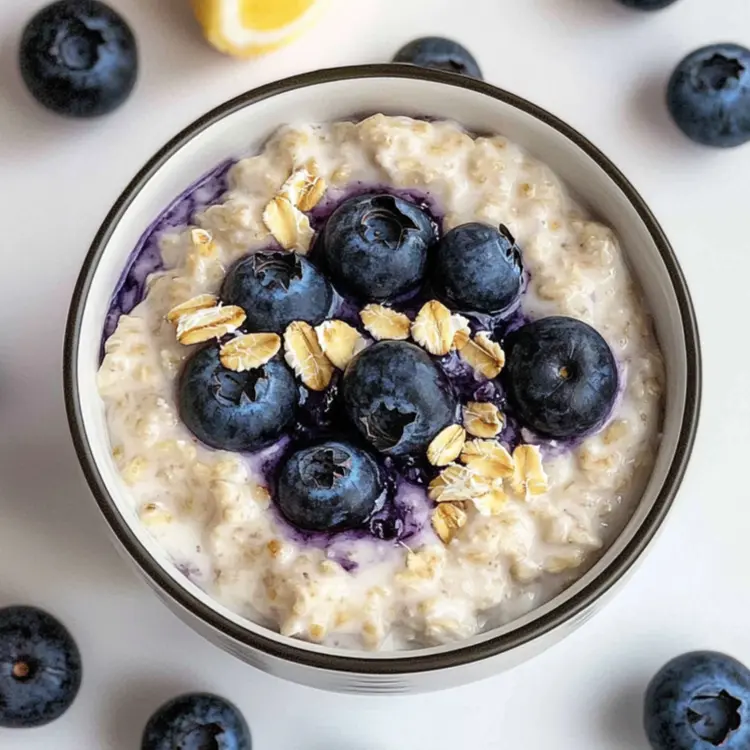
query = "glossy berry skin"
xmin=322 ymin=194 xmax=436 ymax=301
xmin=393 ymin=36 xmax=482 ymax=79
xmin=221 ymin=251 xmax=333 ymax=334
xmin=277 ymin=441 xmax=384 ymax=532
xmin=645 ymin=651 xmax=750 ymax=750
xmin=342 ymin=341 xmax=457 ymax=456
xmin=432 ymin=222 xmax=524 ymax=315
xmin=0 ymin=606 xmax=82 ymax=728
xmin=179 ymin=347 xmax=297 ymax=452
xmin=142 ymin=693 xmax=251 ymax=750
xmin=503 ymin=316 xmax=618 ymax=440
xmin=667 ymin=44 xmax=750 ymax=148
xmin=616 ymin=0 xmax=679 ymax=8
xmin=19 ymin=0 xmax=138 ymax=118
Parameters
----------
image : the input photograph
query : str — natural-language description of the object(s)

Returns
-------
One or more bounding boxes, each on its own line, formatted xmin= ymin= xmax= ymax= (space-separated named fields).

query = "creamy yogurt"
xmin=97 ymin=115 xmax=664 ymax=650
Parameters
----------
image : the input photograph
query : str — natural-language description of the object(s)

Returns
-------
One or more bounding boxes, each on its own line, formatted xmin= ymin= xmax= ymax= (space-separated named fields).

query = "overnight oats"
xmin=97 ymin=115 xmax=664 ymax=650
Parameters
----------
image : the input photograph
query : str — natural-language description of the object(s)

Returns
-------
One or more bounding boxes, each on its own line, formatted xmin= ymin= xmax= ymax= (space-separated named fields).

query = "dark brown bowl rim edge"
xmin=63 ymin=63 xmax=702 ymax=676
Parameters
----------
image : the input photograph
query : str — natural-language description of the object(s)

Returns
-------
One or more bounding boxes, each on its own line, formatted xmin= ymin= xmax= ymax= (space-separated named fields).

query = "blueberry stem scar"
xmin=12 ymin=661 xmax=31 ymax=680
xmin=686 ymin=690 xmax=742 ymax=746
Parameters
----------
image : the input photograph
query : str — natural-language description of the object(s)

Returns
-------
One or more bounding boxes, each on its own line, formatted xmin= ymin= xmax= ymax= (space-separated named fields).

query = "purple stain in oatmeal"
xmin=101 ymin=159 xmax=234 ymax=355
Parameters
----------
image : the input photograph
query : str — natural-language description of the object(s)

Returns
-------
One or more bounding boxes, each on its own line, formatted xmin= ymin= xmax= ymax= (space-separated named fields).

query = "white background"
xmin=0 ymin=0 xmax=747 ymax=747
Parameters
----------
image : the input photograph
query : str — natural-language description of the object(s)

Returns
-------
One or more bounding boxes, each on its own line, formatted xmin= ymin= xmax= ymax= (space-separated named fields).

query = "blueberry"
xmin=503 ymin=316 xmax=618 ymax=439
xmin=645 ymin=651 xmax=750 ymax=750
xmin=179 ymin=346 xmax=297 ymax=452
xmin=142 ymin=692 xmax=250 ymax=750
xmin=322 ymin=195 xmax=436 ymax=301
xmin=0 ymin=606 xmax=82 ymax=728
xmin=221 ymin=251 xmax=333 ymax=334
xmin=616 ymin=0 xmax=679 ymax=8
xmin=667 ymin=43 xmax=750 ymax=148
xmin=19 ymin=1 xmax=138 ymax=118
xmin=277 ymin=441 xmax=384 ymax=532
xmin=432 ymin=222 xmax=524 ymax=315
xmin=342 ymin=341 xmax=457 ymax=456
xmin=393 ymin=37 xmax=482 ymax=80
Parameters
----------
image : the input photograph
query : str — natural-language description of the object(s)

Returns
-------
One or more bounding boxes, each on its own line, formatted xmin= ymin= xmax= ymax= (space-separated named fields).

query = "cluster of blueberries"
xmin=178 ymin=192 xmax=618 ymax=536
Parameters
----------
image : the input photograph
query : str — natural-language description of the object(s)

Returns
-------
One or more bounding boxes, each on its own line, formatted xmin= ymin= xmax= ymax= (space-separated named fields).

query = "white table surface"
xmin=0 ymin=0 xmax=747 ymax=747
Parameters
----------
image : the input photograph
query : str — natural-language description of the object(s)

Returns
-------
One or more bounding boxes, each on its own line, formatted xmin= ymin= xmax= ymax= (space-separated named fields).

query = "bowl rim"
xmin=63 ymin=63 xmax=701 ymax=675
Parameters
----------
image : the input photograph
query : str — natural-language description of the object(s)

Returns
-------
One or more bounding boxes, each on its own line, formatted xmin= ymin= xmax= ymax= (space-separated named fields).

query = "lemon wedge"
xmin=193 ymin=0 xmax=328 ymax=57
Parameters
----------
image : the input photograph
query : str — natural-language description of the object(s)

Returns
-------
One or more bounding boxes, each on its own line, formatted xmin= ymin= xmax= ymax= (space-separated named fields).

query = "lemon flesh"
xmin=194 ymin=0 xmax=326 ymax=57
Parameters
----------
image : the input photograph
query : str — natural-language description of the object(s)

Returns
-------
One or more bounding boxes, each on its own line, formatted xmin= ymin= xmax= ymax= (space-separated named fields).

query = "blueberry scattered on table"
xmin=342 ymin=340 xmax=457 ymax=457
xmin=615 ymin=0 xmax=680 ymax=9
xmin=431 ymin=222 xmax=524 ymax=315
xmin=645 ymin=651 xmax=750 ymax=750
xmin=179 ymin=346 xmax=297 ymax=452
xmin=221 ymin=251 xmax=334 ymax=334
xmin=393 ymin=36 xmax=483 ymax=80
xmin=667 ymin=43 xmax=750 ymax=148
xmin=322 ymin=194 xmax=436 ymax=301
xmin=19 ymin=0 xmax=138 ymax=118
xmin=502 ymin=316 xmax=618 ymax=440
xmin=0 ymin=605 xmax=82 ymax=729
xmin=277 ymin=441 xmax=384 ymax=532
xmin=142 ymin=692 xmax=251 ymax=750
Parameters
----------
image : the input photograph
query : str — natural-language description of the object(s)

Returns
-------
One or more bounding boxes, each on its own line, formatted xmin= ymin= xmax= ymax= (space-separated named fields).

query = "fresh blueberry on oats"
xmin=644 ymin=652 xmax=750 ymax=750
xmin=179 ymin=346 xmax=297 ymax=452
xmin=0 ymin=606 xmax=82 ymax=728
xmin=393 ymin=36 xmax=483 ymax=80
xmin=616 ymin=0 xmax=679 ymax=8
xmin=667 ymin=44 xmax=750 ymax=148
xmin=342 ymin=341 xmax=457 ymax=456
xmin=221 ymin=251 xmax=334 ymax=333
xmin=503 ymin=316 xmax=618 ymax=439
xmin=277 ymin=441 xmax=384 ymax=532
xmin=19 ymin=0 xmax=138 ymax=118
xmin=142 ymin=692 xmax=250 ymax=750
xmin=432 ymin=223 xmax=524 ymax=315
xmin=322 ymin=194 xmax=436 ymax=301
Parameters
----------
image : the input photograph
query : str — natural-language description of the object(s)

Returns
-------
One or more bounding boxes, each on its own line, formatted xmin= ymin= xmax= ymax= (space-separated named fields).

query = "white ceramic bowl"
xmin=64 ymin=65 xmax=701 ymax=694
